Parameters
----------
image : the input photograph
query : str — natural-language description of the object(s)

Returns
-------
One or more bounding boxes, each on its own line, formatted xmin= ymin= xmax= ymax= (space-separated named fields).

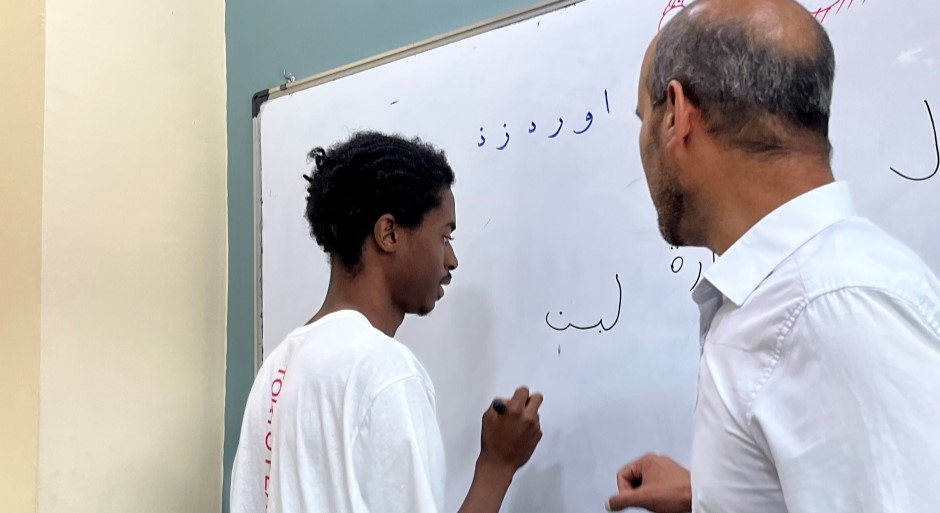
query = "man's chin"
xmin=658 ymin=216 xmax=686 ymax=247
xmin=415 ymin=303 xmax=435 ymax=317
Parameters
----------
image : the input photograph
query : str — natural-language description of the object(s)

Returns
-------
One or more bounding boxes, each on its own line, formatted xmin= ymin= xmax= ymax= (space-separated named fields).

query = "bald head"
xmin=687 ymin=0 xmax=825 ymax=53
xmin=645 ymin=0 xmax=835 ymax=158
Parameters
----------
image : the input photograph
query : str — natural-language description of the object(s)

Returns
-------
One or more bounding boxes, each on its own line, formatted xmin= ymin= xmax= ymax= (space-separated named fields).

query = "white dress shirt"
xmin=690 ymin=182 xmax=940 ymax=513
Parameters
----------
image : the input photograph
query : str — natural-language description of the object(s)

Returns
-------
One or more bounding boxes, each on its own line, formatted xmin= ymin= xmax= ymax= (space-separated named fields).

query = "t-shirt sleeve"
xmin=352 ymin=374 xmax=445 ymax=513
xmin=749 ymin=287 xmax=940 ymax=513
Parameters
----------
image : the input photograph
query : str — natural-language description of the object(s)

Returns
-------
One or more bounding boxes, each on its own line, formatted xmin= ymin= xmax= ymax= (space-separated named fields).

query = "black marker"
xmin=491 ymin=399 xmax=507 ymax=415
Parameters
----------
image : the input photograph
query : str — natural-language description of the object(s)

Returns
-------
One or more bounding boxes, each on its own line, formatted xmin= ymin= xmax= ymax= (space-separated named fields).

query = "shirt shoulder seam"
xmin=745 ymin=281 xmax=938 ymax=422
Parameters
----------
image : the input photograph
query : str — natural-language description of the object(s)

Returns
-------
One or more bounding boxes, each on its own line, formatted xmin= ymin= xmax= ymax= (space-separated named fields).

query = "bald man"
xmin=607 ymin=1 xmax=940 ymax=512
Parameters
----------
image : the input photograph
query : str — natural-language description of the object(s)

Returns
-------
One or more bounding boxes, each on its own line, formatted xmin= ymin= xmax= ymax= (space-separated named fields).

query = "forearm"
xmin=455 ymin=458 xmax=515 ymax=513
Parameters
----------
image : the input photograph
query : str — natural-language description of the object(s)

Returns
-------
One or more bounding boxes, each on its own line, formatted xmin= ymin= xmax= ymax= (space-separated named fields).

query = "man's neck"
xmin=703 ymin=154 xmax=834 ymax=255
xmin=307 ymin=267 xmax=405 ymax=338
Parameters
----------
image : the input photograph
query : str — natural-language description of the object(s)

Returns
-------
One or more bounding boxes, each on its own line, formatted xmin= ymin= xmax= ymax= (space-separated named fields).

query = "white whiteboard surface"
xmin=255 ymin=0 xmax=939 ymax=510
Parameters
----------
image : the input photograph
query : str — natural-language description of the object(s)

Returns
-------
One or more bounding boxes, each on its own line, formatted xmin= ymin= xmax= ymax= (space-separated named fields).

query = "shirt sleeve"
xmin=749 ymin=287 xmax=940 ymax=513
xmin=352 ymin=374 xmax=445 ymax=513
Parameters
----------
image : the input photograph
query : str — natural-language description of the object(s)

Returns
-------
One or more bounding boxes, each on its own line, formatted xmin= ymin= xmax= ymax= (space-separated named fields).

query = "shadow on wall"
xmin=508 ymin=461 xmax=565 ymax=513
xmin=402 ymin=284 xmax=499 ymax=493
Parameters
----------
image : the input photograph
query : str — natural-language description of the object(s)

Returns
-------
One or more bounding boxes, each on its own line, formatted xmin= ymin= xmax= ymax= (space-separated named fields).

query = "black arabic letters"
xmin=689 ymin=262 xmax=703 ymax=291
xmin=890 ymin=100 xmax=938 ymax=182
xmin=670 ymin=247 xmax=714 ymax=291
xmin=545 ymin=274 xmax=622 ymax=332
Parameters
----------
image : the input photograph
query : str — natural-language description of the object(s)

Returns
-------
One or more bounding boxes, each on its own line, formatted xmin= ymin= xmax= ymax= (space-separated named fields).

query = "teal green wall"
xmin=224 ymin=1 xmax=543 ymax=510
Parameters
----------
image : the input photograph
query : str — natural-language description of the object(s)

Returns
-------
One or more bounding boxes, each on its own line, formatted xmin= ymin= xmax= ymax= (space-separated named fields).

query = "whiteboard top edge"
xmin=254 ymin=0 xmax=586 ymax=112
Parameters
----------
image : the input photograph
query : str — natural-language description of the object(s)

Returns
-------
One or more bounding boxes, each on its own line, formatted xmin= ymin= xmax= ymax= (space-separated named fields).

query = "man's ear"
xmin=663 ymin=79 xmax=693 ymax=150
xmin=373 ymin=214 xmax=399 ymax=254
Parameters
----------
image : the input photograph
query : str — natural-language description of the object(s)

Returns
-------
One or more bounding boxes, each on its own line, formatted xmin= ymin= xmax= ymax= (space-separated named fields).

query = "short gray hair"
xmin=650 ymin=11 xmax=835 ymax=157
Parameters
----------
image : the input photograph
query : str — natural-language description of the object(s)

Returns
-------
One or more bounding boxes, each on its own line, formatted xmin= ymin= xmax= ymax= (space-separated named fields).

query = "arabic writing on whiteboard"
xmin=890 ymin=100 xmax=939 ymax=182
xmin=658 ymin=0 xmax=868 ymax=29
xmin=544 ymin=274 xmax=622 ymax=333
xmin=477 ymin=90 xmax=611 ymax=151
xmin=671 ymin=247 xmax=716 ymax=291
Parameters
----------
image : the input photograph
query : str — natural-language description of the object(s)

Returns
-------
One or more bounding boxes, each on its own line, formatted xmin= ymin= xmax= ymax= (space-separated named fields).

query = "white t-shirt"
xmin=230 ymin=310 xmax=446 ymax=513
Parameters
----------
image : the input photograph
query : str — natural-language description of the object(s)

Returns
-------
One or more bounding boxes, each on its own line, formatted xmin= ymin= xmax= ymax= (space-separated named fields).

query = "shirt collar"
xmin=693 ymin=181 xmax=857 ymax=307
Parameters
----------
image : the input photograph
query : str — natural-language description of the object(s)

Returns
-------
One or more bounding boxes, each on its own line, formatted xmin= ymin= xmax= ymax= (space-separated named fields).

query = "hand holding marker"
xmin=478 ymin=387 xmax=544 ymax=472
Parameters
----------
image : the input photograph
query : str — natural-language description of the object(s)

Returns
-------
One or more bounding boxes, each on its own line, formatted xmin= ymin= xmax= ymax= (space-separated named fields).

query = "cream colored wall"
xmin=25 ymin=0 xmax=227 ymax=511
xmin=0 ymin=0 xmax=45 ymax=511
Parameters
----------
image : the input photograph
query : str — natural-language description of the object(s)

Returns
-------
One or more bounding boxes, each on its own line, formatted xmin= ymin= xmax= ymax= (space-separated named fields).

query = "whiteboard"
xmin=254 ymin=0 xmax=940 ymax=510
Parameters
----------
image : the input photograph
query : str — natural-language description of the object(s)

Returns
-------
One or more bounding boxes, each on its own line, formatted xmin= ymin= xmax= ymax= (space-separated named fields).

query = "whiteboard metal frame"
xmin=250 ymin=0 xmax=585 ymax=371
